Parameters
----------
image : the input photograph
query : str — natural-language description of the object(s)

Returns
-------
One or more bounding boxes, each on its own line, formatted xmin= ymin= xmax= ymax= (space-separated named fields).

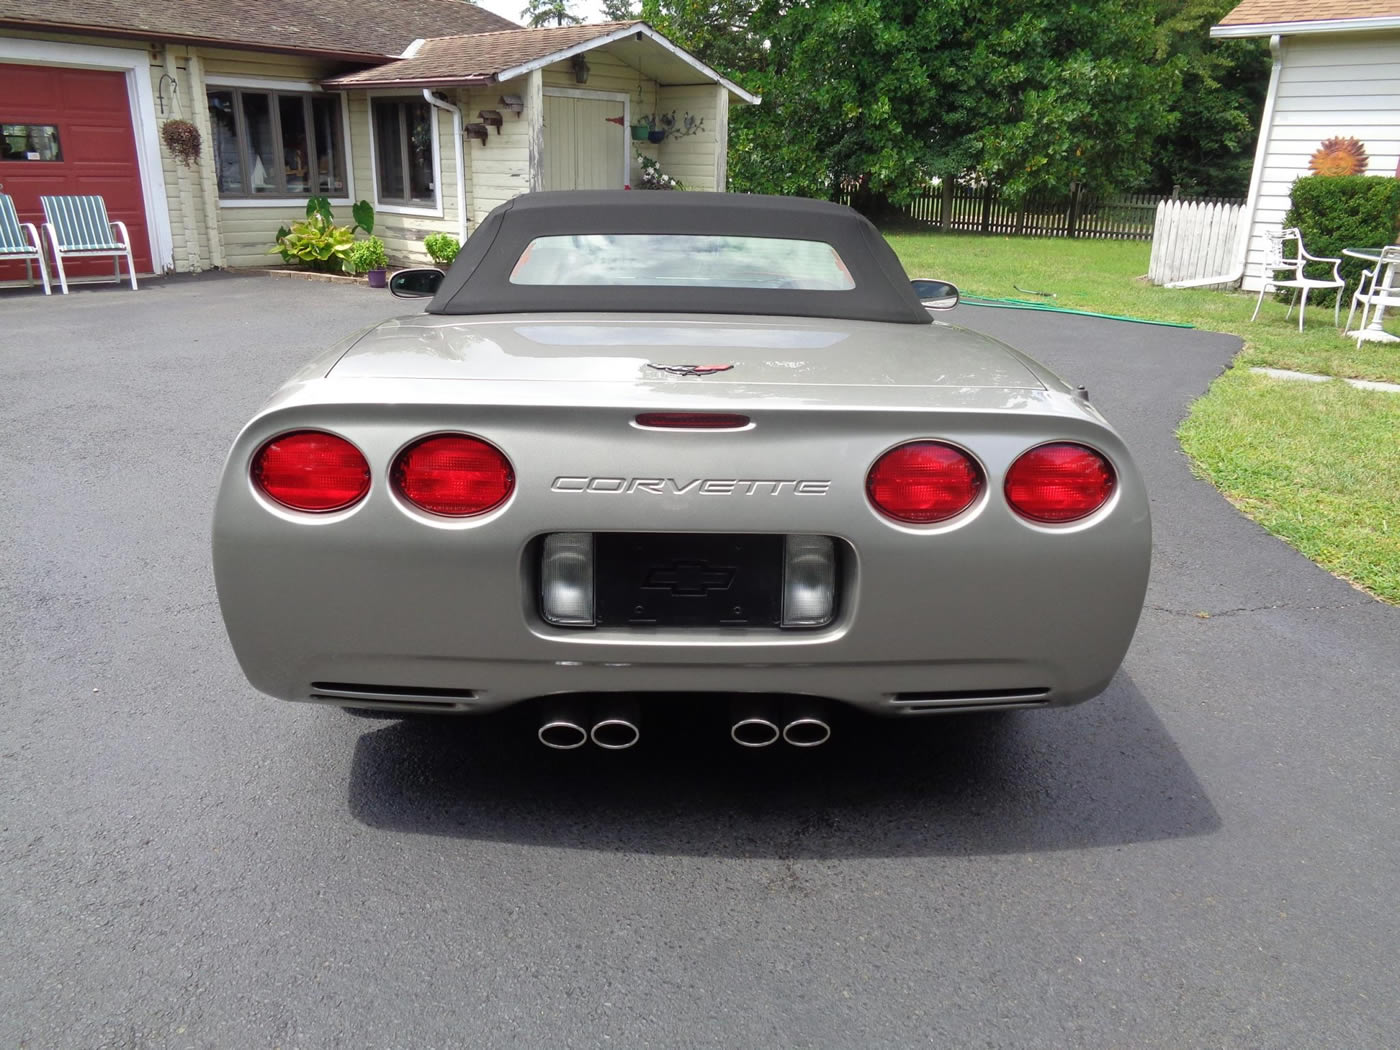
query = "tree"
xmin=521 ymin=0 xmax=582 ymax=27
xmin=601 ymin=0 xmax=640 ymax=19
xmin=1146 ymin=0 xmax=1270 ymax=197
xmin=647 ymin=0 xmax=1179 ymax=214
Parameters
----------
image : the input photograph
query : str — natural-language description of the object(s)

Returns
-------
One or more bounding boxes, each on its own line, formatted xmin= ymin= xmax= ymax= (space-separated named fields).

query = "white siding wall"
xmin=462 ymin=82 xmax=533 ymax=224
xmin=346 ymin=91 xmax=460 ymax=266
xmin=655 ymin=85 xmax=724 ymax=191
xmin=201 ymin=49 xmax=346 ymax=269
xmin=1244 ymin=31 xmax=1400 ymax=290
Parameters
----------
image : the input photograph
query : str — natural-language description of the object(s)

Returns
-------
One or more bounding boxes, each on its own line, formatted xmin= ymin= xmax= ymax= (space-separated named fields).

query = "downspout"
xmin=422 ymin=88 xmax=468 ymax=245
xmin=1167 ymin=33 xmax=1284 ymax=288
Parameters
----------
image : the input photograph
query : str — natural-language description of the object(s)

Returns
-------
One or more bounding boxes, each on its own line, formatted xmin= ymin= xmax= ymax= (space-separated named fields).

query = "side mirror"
xmin=389 ymin=268 xmax=445 ymax=299
xmin=911 ymin=278 xmax=959 ymax=311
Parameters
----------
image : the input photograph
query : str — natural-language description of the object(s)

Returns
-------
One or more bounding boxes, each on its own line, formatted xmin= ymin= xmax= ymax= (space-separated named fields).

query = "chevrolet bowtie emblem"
xmin=646 ymin=363 xmax=735 ymax=377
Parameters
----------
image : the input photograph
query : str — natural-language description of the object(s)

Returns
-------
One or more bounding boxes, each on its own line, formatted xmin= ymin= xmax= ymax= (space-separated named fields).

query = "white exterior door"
xmin=542 ymin=92 xmax=626 ymax=191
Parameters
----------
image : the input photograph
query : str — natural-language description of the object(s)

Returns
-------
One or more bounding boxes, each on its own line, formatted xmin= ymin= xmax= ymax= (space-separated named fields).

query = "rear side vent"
xmin=307 ymin=682 xmax=478 ymax=712
xmin=889 ymin=688 xmax=1050 ymax=713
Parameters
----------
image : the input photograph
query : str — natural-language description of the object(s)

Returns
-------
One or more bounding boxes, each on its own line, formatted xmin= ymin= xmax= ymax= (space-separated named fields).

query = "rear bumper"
xmin=213 ymin=402 xmax=1151 ymax=718
xmin=290 ymin=659 xmax=1102 ymax=717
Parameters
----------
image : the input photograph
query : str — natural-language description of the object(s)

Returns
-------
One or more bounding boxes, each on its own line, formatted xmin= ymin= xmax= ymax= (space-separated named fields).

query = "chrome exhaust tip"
xmin=590 ymin=718 xmax=640 ymax=750
xmin=782 ymin=717 xmax=831 ymax=748
xmin=731 ymin=717 xmax=781 ymax=748
xmin=538 ymin=719 xmax=589 ymax=750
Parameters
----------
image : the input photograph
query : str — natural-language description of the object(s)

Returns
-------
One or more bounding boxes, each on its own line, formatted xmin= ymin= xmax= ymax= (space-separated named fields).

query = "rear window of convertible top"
xmin=508 ymin=234 xmax=856 ymax=291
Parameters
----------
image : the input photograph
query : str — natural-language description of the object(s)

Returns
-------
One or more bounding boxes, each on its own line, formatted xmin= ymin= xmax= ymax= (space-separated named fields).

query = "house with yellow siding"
xmin=0 ymin=0 xmax=756 ymax=283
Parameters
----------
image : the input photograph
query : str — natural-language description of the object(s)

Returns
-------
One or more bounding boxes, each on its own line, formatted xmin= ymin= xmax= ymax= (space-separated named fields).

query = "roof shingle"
xmin=1219 ymin=0 xmax=1400 ymax=27
xmin=0 ymin=0 xmax=519 ymax=58
xmin=323 ymin=22 xmax=642 ymax=85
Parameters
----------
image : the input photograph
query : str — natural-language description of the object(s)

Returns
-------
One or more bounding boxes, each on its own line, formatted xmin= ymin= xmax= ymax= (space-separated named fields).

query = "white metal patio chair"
xmin=0 ymin=193 xmax=51 ymax=294
xmin=40 ymin=194 xmax=138 ymax=294
xmin=1350 ymin=245 xmax=1400 ymax=346
xmin=1344 ymin=263 xmax=1377 ymax=332
xmin=1249 ymin=227 xmax=1344 ymax=332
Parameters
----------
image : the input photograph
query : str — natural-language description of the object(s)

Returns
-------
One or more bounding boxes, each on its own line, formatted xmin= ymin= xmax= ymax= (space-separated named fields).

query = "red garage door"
xmin=1 ymin=63 xmax=152 ymax=281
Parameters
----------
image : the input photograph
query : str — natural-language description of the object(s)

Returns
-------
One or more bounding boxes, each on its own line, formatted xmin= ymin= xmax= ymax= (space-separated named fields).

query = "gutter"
xmin=1212 ymin=15 xmax=1400 ymax=38
xmin=1166 ymin=34 xmax=1283 ymax=289
xmin=422 ymin=89 xmax=469 ymax=246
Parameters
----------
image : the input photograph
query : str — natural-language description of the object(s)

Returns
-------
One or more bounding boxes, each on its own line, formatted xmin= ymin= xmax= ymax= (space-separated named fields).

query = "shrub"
xmin=424 ymin=232 xmax=461 ymax=265
xmin=272 ymin=213 xmax=355 ymax=273
xmin=345 ymin=236 xmax=388 ymax=274
xmin=1283 ymin=175 xmax=1400 ymax=303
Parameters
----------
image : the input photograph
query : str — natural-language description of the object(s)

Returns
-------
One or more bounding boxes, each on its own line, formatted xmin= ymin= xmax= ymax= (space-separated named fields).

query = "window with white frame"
xmin=372 ymin=98 xmax=436 ymax=207
xmin=206 ymin=88 xmax=347 ymax=199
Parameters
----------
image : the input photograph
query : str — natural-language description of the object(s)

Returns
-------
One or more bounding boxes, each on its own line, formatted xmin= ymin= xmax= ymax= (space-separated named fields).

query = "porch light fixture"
xmin=571 ymin=55 xmax=590 ymax=84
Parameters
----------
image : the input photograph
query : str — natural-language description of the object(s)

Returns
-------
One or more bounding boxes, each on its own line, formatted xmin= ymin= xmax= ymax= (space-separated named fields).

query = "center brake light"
xmin=634 ymin=412 xmax=750 ymax=429
xmin=866 ymin=441 xmax=983 ymax=523
xmin=393 ymin=434 xmax=515 ymax=516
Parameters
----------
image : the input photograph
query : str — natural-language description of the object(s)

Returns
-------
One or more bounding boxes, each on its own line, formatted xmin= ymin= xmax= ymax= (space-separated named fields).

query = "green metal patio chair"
xmin=40 ymin=194 xmax=138 ymax=294
xmin=0 ymin=193 xmax=51 ymax=294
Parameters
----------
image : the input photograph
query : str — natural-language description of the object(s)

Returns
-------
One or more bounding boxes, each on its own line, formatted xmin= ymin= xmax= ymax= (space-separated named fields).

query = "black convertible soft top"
xmin=426 ymin=191 xmax=931 ymax=324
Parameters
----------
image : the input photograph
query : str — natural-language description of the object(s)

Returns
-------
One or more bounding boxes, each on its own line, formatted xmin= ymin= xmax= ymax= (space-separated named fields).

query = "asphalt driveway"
xmin=2 ymin=275 xmax=1397 ymax=1047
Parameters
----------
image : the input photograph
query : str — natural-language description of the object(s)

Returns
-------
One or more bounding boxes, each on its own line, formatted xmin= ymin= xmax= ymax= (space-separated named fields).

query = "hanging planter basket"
xmin=630 ymin=124 xmax=650 ymax=141
xmin=161 ymin=119 xmax=202 ymax=168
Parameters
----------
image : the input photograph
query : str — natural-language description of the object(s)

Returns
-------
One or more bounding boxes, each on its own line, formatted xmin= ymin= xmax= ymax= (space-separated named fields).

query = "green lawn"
xmin=884 ymin=232 xmax=1400 ymax=605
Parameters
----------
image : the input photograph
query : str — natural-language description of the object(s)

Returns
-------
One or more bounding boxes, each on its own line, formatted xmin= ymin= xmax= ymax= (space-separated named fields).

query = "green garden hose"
xmin=959 ymin=293 xmax=1195 ymax=329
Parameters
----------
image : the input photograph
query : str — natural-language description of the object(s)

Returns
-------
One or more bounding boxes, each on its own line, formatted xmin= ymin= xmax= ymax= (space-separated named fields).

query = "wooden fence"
xmin=843 ymin=183 xmax=1244 ymax=242
xmin=1146 ymin=198 xmax=1245 ymax=287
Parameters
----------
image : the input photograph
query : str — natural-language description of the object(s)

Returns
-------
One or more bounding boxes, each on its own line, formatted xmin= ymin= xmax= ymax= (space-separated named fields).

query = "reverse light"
xmin=541 ymin=532 xmax=595 ymax=626
xmin=251 ymin=430 xmax=370 ymax=512
xmin=866 ymin=441 xmax=983 ymax=523
xmin=1005 ymin=442 xmax=1116 ymax=523
xmin=392 ymin=434 xmax=514 ymax=516
xmin=782 ymin=535 xmax=836 ymax=626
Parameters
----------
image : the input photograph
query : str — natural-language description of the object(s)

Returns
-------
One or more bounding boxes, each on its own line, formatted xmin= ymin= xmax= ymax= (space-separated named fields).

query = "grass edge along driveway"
xmin=887 ymin=233 xmax=1399 ymax=605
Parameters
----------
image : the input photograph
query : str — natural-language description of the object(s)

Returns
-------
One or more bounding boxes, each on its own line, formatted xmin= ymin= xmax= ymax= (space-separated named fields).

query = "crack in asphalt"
xmin=1144 ymin=600 xmax=1373 ymax=620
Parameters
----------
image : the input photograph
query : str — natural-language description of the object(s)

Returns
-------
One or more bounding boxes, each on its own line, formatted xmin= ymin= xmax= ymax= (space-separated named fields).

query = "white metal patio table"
xmin=1342 ymin=246 xmax=1400 ymax=343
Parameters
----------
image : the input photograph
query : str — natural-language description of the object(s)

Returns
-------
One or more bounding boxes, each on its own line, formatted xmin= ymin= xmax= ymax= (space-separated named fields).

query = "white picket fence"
xmin=1147 ymin=199 xmax=1245 ymax=287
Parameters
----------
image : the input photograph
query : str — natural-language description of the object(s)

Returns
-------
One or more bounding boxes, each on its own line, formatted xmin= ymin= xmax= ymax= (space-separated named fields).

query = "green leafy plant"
xmin=274 ymin=224 xmax=295 ymax=264
xmin=345 ymin=236 xmax=388 ymax=275
xmin=273 ymin=198 xmax=375 ymax=272
xmin=351 ymin=200 xmax=375 ymax=236
xmin=1282 ymin=174 xmax=1400 ymax=304
xmin=271 ymin=213 xmax=356 ymax=273
xmin=423 ymin=233 xmax=461 ymax=265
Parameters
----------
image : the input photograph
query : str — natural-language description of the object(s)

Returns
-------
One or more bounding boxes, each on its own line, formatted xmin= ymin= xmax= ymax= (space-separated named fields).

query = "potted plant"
xmin=630 ymin=114 xmax=652 ymax=141
xmin=347 ymin=236 xmax=388 ymax=287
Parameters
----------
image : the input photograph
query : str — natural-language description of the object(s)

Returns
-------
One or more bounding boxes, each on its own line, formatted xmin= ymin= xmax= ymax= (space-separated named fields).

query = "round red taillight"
xmin=392 ymin=434 xmax=514 ymax=516
xmin=251 ymin=430 xmax=370 ymax=512
xmin=866 ymin=441 xmax=983 ymax=523
xmin=1005 ymin=443 xmax=1116 ymax=523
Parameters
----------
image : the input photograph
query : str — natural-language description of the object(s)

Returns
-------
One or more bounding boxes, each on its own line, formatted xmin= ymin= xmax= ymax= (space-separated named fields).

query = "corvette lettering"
xmin=552 ymin=477 xmax=831 ymax=495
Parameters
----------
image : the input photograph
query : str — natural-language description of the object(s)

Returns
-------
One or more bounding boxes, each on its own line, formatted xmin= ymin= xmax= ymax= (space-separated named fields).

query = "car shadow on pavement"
xmin=345 ymin=672 xmax=1219 ymax=858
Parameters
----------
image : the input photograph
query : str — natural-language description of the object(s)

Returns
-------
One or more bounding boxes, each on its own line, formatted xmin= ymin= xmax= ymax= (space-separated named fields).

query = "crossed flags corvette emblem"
xmin=646 ymin=363 xmax=735 ymax=377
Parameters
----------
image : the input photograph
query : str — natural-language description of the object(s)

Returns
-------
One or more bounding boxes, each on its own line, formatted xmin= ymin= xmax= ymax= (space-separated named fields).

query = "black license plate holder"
xmin=593 ymin=533 xmax=783 ymax=627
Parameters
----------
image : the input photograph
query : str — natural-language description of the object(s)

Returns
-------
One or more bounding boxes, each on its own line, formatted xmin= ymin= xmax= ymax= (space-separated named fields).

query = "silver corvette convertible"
xmin=213 ymin=192 xmax=1150 ymax=749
